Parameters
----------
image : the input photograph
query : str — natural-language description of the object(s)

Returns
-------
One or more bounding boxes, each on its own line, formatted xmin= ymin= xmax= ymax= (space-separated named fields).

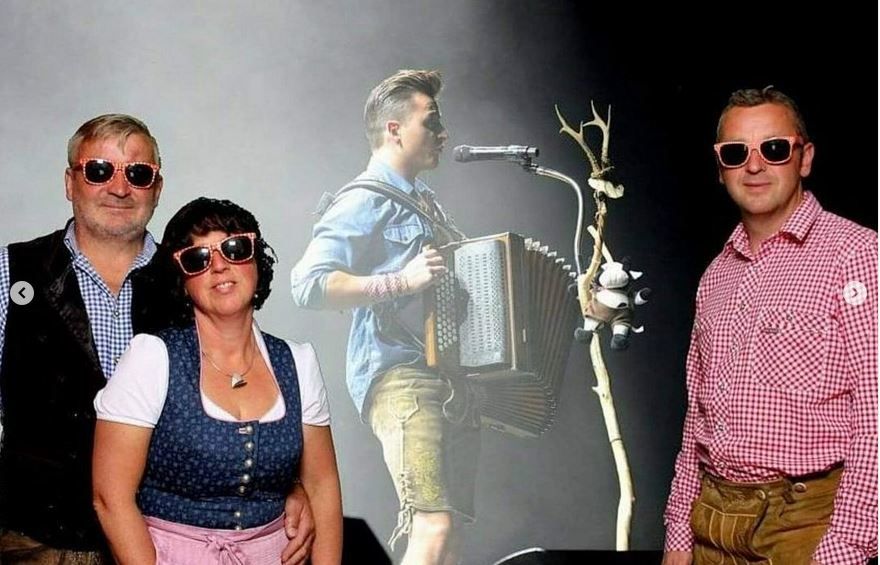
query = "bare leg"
xmin=401 ymin=510 xmax=456 ymax=565
xmin=441 ymin=517 xmax=462 ymax=565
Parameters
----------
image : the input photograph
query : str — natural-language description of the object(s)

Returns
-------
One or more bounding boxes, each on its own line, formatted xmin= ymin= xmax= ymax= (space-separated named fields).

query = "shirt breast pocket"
xmin=382 ymin=222 xmax=424 ymax=267
xmin=749 ymin=308 xmax=830 ymax=391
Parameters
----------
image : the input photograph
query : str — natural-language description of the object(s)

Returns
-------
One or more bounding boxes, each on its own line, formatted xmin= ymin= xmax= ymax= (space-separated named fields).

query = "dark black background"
xmin=429 ymin=4 xmax=878 ymax=559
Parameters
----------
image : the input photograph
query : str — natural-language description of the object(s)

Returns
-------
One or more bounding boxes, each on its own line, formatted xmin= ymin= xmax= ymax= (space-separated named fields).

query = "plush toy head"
xmin=597 ymin=260 xmax=642 ymax=290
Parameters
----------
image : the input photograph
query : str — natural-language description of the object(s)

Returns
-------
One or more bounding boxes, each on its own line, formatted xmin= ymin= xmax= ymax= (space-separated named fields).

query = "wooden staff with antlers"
xmin=556 ymin=101 xmax=634 ymax=550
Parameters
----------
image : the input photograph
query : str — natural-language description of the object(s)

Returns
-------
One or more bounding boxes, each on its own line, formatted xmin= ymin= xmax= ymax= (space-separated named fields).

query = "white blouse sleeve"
xmin=287 ymin=341 xmax=331 ymax=426
xmin=94 ymin=333 xmax=169 ymax=428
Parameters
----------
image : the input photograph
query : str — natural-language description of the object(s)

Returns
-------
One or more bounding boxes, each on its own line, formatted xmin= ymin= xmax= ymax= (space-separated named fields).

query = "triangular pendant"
xmin=231 ymin=373 xmax=248 ymax=389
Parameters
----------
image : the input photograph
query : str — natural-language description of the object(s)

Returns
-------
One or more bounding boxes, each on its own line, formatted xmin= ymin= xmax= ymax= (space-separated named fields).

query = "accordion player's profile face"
xmin=397 ymin=92 xmax=447 ymax=173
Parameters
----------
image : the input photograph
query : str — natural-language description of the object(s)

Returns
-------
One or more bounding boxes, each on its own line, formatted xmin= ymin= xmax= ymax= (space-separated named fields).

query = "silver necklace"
xmin=201 ymin=337 xmax=256 ymax=389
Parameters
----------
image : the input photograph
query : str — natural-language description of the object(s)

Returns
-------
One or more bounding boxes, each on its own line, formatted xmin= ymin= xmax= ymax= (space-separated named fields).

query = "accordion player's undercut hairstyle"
xmin=364 ymin=69 xmax=442 ymax=150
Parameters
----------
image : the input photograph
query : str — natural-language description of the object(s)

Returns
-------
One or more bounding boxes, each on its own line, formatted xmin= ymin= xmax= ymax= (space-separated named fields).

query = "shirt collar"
xmin=63 ymin=219 xmax=157 ymax=269
xmin=778 ymin=190 xmax=821 ymax=242
xmin=726 ymin=191 xmax=821 ymax=257
xmin=365 ymin=155 xmax=431 ymax=196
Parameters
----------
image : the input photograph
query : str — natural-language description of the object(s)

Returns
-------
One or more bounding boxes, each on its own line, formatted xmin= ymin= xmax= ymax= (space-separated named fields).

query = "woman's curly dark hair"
xmin=148 ymin=197 xmax=276 ymax=327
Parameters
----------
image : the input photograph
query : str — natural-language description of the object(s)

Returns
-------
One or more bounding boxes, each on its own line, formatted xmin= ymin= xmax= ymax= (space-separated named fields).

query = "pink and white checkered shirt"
xmin=664 ymin=192 xmax=877 ymax=564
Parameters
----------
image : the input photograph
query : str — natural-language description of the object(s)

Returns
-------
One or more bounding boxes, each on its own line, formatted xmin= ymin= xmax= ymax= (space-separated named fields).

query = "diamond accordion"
xmin=424 ymin=233 xmax=579 ymax=438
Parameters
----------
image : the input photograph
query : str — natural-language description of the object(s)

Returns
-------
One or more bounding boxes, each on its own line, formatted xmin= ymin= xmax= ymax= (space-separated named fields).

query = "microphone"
xmin=453 ymin=145 xmax=539 ymax=163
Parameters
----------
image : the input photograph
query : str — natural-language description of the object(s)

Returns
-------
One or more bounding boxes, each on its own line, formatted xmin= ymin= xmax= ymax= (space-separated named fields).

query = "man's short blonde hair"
xmin=67 ymin=114 xmax=160 ymax=166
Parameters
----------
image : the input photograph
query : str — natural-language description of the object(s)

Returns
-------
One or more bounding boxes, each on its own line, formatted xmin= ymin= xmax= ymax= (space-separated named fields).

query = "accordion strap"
xmin=315 ymin=178 xmax=440 ymax=229
xmin=316 ymin=178 xmax=467 ymax=244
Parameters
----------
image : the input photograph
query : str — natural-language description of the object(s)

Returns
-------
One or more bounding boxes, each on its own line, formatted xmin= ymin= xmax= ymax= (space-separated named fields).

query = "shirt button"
xmin=238 ymin=485 xmax=247 ymax=495
xmin=244 ymin=441 xmax=254 ymax=451
xmin=234 ymin=525 xmax=243 ymax=531
xmin=113 ymin=310 xmax=120 ymax=318
xmin=243 ymin=458 xmax=254 ymax=468
xmin=233 ymin=510 xmax=242 ymax=518
xmin=241 ymin=474 xmax=251 ymax=484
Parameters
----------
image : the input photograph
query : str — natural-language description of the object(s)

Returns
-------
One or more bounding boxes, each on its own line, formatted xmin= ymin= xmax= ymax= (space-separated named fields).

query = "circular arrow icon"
xmin=10 ymin=281 xmax=34 ymax=306
xmin=843 ymin=281 xmax=867 ymax=306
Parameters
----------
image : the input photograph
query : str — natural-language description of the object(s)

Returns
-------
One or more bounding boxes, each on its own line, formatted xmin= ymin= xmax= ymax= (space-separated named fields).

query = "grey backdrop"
xmin=1 ymin=2 xmax=876 ymax=564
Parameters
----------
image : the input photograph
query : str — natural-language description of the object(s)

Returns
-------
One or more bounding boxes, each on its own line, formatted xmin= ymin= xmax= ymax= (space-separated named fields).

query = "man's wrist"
xmin=363 ymin=272 xmax=410 ymax=301
xmin=812 ymin=531 xmax=870 ymax=565
xmin=664 ymin=521 xmax=695 ymax=553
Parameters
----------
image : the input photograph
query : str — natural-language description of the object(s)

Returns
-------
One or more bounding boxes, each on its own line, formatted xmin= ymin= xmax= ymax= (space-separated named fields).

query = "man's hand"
xmin=282 ymin=483 xmax=315 ymax=565
xmin=400 ymin=245 xmax=447 ymax=293
xmin=662 ymin=550 xmax=693 ymax=565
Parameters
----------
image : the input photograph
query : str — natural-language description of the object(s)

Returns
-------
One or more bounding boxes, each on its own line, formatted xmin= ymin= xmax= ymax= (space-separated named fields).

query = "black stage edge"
xmin=495 ymin=549 xmax=662 ymax=564
xmin=342 ymin=516 xmax=391 ymax=564
xmin=494 ymin=549 xmax=878 ymax=565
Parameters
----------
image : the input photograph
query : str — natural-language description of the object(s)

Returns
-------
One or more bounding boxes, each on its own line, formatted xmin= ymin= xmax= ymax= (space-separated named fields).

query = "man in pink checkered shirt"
xmin=662 ymin=87 xmax=877 ymax=565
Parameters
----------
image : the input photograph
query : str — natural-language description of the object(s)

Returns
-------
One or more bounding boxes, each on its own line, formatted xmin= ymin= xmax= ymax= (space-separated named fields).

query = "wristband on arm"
xmin=363 ymin=272 xmax=410 ymax=302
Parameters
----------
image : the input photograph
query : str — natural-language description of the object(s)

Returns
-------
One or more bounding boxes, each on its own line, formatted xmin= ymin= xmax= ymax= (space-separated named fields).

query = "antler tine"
xmin=555 ymin=104 xmax=600 ymax=173
xmin=584 ymin=100 xmax=612 ymax=174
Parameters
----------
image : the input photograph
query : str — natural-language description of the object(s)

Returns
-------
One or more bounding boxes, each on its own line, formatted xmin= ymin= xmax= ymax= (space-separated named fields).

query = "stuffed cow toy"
xmin=575 ymin=259 xmax=650 ymax=350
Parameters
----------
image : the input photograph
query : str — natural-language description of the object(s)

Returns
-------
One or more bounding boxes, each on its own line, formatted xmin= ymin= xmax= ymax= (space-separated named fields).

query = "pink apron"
xmin=145 ymin=514 xmax=287 ymax=564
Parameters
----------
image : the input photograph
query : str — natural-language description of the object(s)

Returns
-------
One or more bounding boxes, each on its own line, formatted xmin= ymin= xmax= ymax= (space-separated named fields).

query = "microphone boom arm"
xmin=522 ymin=163 xmax=585 ymax=276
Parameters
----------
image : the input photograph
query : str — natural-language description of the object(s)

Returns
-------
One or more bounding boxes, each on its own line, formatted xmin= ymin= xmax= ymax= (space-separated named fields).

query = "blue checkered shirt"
xmin=0 ymin=222 xmax=157 ymax=413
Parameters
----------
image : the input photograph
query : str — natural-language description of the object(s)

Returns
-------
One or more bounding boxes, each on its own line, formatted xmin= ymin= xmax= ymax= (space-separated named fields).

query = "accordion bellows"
xmin=425 ymin=233 xmax=579 ymax=437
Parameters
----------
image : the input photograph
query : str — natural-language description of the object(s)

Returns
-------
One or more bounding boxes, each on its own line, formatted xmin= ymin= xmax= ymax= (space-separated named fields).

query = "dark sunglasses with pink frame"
xmin=71 ymin=158 xmax=160 ymax=189
xmin=713 ymin=136 xmax=803 ymax=168
xmin=173 ymin=233 xmax=257 ymax=276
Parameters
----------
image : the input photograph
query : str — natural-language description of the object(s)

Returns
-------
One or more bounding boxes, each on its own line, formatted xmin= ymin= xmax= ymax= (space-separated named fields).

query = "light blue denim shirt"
xmin=291 ymin=157 xmax=444 ymax=416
